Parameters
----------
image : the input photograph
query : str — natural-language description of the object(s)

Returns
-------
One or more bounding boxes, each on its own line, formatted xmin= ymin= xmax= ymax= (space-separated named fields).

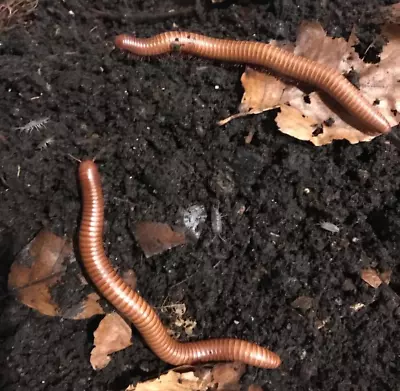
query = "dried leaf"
xmin=361 ymin=268 xmax=392 ymax=288
xmin=8 ymin=229 xmax=104 ymax=319
xmin=218 ymin=68 xmax=285 ymax=125
xmin=134 ymin=222 xmax=186 ymax=258
xmin=361 ymin=268 xmax=383 ymax=288
xmin=220 ymin=21 xmax=399 ymax=146
xmin=90 ymin=312 xmax=132 ymax=370
xmin=8 ymin=230 xmax=71 ymax=316
xmin=127 ymin=370 xmax=202 ymax=391
xmin=126 ymin=363 xmax=246 ymax=391
xmin=211 ymin=362 xmax=246 ymax=390
xmin=73 ymin=292 xmax=104 ymax=320
xmin=293 ymin=21 xmax=363 ymax=73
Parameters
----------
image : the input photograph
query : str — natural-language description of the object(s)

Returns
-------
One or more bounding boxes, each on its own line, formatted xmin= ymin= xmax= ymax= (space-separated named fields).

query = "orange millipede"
xmin=114 ymin=31 xmax=393 ymax=135
xmin=78 ymin=160 xmax=281 ymax=369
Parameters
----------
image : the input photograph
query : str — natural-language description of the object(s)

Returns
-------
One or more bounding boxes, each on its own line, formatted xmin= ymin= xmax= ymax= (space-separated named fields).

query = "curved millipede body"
xmin=115 ymin=32 xmax=392 ymax=135
xmin=78 ymin=160 xmax=281 ymax=369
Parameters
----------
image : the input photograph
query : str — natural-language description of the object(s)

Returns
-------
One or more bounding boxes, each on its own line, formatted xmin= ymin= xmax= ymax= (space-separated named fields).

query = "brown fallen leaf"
xmin=211 ymin=362 xmax=246 ymax=390
xmin=73 ymin=292 xmax=104 ymax=320
xmin=361 ymin=268 xmax=382 ymax=288
xmin=8 ymin=229 xmax=104 ymax=319
xmin=134 ymin=221 xmax=186 ymax=258
xmin=90 ymin=312 xmax=132 ymax=370
xmin=218 ymin=68 xmax=285 ymax=125
xmin=381 ymin=2 xmax=400 ymax=24
xmin=361 ymin=267 xmax=392 ymax=288
xmin=219 ymin=21 xmax=399 ymax=146
xmin=126 ymin=362 xmax=246 ymax=391
xmin=8 ymin=230 xmax=72 ymax=316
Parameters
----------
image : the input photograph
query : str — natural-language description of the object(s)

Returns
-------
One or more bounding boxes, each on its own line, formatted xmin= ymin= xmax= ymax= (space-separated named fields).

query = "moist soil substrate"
xmin=1 ymin=0 xmax=400 ymax=390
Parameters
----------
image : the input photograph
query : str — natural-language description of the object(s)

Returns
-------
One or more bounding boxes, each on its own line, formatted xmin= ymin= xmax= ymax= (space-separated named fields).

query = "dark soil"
xmin=1 ymin=0 xmax=400 ymax=390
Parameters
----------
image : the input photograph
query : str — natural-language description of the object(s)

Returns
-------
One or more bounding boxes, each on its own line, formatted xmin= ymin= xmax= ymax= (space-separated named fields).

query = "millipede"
xmin=114 ymin=31 xmax=393 ymax=135
xmin=78 ymin=160 xmax=281 ymax=369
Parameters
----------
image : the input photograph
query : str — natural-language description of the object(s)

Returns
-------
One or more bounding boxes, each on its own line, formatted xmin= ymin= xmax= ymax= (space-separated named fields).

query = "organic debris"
xmin=134 ymin=221 xmax=186 ymax=258
xmin=181 ymin=204 xmax=207 ymax=240
xmin=219 ymin=21 xmax=400 ymax=146
xmin=160 ymin=303 xmax=197 ymax=338
xmin=125 ymin=362 xmax=256 ymax=391
xmin=73 ymin=292 xmax=104 ymax=320
xmin=8 ymin=230 xmax=72 ymax=316
xmin=90 ymin=312 xmax=132 ymax=370
xmin=361 ymin=268 xmax=392 ymax=288
xmin=0 ymin=0 xmax=38 ymax=32
xmin=8 ymin=229 xmax=104 ymax=319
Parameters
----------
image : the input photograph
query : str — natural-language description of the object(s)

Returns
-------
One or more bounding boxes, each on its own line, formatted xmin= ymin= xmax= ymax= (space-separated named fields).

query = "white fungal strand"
xmin=15 ymin=117 xmax=50 ymax=134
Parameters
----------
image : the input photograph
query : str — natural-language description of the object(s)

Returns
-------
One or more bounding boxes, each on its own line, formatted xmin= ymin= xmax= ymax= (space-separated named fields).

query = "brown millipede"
xmin=115 ymin=32 xmax=392 ymax=135
xmin=78 ymin=160 xmax=281 ymax=369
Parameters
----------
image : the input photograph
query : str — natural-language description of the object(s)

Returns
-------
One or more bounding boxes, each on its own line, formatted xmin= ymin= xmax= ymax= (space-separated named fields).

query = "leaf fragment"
xmin=90 ymin=312 xmax=132 ymax=370
xmin=134 ymin=221 xmax=186 ymax=258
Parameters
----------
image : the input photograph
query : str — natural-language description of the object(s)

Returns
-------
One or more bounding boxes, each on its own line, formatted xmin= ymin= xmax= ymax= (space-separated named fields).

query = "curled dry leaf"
xmin=8 ymin=230 xmax=72 ymax=316
xmin=126 ymin=362 xmax=246 ymax=391
xmin=219 ymin=21 xmax=399 ymax=146
xmin=134 ymin=221 xmax=186 ymax=258
xmin=361 ymin=267 xmax=392 ymax=288
xmin=90 ymin=312 xmax=132 ymax=370
xmin=8 ymin=229 xmax=104 ymax=319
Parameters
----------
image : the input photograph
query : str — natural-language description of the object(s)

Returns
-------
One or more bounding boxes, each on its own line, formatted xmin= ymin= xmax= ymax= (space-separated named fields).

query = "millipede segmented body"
xmin=78 ymin=160 xmax=281 ymax=369
xmin=115 ymin=31 xmax=392 ymax=135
